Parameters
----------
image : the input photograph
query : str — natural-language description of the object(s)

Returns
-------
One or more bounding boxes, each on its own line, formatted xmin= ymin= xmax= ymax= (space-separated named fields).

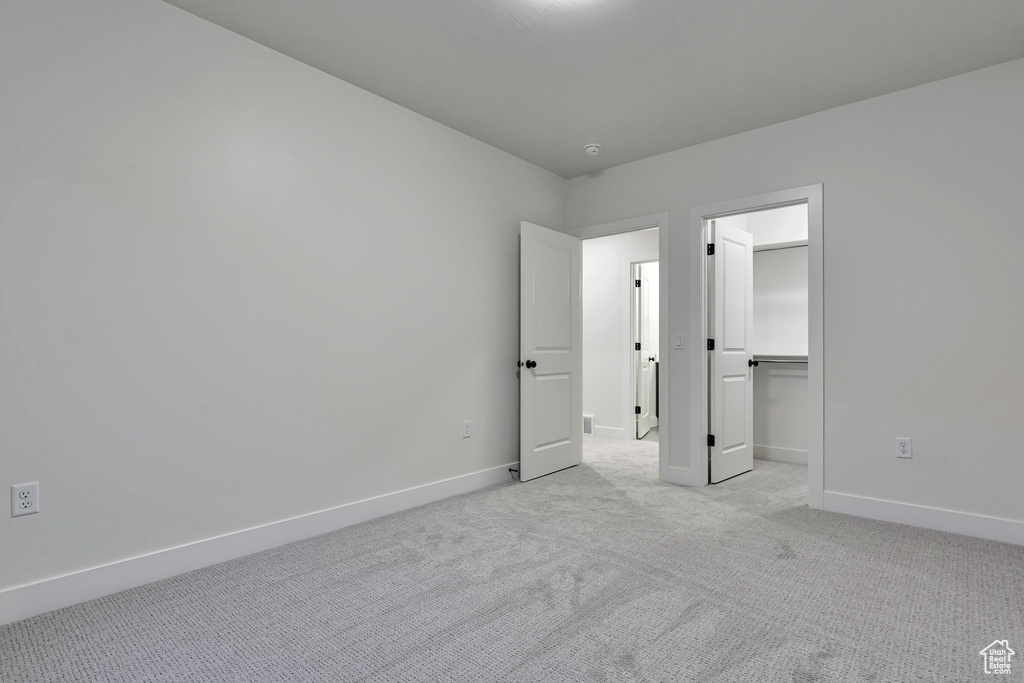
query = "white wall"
xmin=754 ymin=363 xmax=809 ymax=465
xmin=713 ymin=213 xmax=748 ymax=234
xmin=746 ymin=204 xmax=808 ymax=249
xmin=0 ymin=0 xmax=565 ymax=596
xmin=567 ymin=58 xmax=1024 ymax=533
xmin=752 ymin=246 xmax=809 ymax=464
xmin=582 ymin=229 xmax=659 ymax=439
xmin=754 ymin=247 xmax=808 ymax=357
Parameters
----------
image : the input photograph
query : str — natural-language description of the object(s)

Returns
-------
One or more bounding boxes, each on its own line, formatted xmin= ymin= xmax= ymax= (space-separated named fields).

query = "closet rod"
xmin=751 ymin=358 xmax=808 ymax=365
xmin=753 ymin=243 xmax=808 ymax=253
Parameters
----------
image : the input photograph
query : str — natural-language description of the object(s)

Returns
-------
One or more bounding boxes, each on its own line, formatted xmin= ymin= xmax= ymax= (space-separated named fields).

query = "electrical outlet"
xmin=462 ymin=420 xmax=471 ymax=439
xmin=896 ymin=438 xmax=913 ymax=459
xmin=11 ymin=482 xmax=39 ymax=518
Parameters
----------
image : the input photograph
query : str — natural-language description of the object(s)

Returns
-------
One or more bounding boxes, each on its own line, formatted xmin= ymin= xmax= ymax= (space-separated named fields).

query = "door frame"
xmin=690 ymin=185 xmax=823 ymax=509
xmin=570 ymin=212 xmax=668 ymax=457
xmin=630 ymin=259 xmax=659 ymax=439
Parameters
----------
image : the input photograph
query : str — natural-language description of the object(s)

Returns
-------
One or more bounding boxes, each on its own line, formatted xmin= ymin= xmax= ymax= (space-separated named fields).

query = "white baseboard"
xmin=592 ymin=425 xmax=629 ymax=440
xmin=754 ymin=445 xmax=808 ymax=466
xmin=823 ymin=491 xmax=1024 ymax=547
xmin=0 ymin=461 xmax=518 ymax=627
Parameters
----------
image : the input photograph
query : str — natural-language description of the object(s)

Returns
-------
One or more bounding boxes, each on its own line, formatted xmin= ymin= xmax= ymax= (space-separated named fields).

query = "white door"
xmin=635 ymin=265 xmax=654 ymax=439
xmin=520 ymin=222 xmax=582 ymax=482
xmin=708 ymin=220 xmax=754 ymax=483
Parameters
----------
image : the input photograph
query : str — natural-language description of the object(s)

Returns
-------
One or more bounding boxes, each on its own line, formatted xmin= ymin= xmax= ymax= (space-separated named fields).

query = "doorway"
xmin=580 ymin=228 xmax=659 ymax=450
xmin=691 ymin=185 xmax=823 ymax=507
xmin=519 ymin=191 xmax=820 ymax=502
xmin=706 ymin=204 xmax=808 ymax=483
xmin=518 ymin=217 xmax=665 ymax=482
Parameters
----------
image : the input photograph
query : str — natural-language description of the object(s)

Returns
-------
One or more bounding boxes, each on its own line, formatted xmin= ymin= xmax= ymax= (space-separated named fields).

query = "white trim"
xmin=592 ymin=425 xmax=629 ymax=440
xmin=690 ymin=185 xmax=824 ymax=506
xmin=824 ymin=491 xmax=1024 ymax=547
xmin=754 ymin=445 xmax=808 ymax=466
xmin=572 ymin=212 xmax=670 ymax=481
xmin=568 ymin=213 xmax=664 ymax=240
xmin=806 ymin=188 xmax=824 ymax=509
xmin=0 ymin=461 xmax=517 ymax=627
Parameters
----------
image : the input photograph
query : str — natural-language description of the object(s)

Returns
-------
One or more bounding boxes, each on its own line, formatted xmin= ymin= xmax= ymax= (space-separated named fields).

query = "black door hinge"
xmin=707 ymin=434 xmax=715 ymax=447
xmin=707 ymin=243 xmax=715 ymax=255
xmin=635 ymin=342 xmax=641 ymax=351
xmin=707 ymin=338 xmax=715 ymax=350
xmin=635 ymin=279 xmax=641 ymax=287
xmin=635 ymin=406 xmax=642 ymax=415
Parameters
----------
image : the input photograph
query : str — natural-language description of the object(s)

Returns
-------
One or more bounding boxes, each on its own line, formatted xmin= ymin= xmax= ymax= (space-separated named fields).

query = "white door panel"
xmin=520 ymin=222 xmax=582 ymax=482
xmin=709 ymin=221 xmax=754 ymax=483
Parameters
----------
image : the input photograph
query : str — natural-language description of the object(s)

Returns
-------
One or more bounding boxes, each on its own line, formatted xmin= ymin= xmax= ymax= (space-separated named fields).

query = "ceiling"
xmin=163 ymin=0 xmax=1024 ymax=178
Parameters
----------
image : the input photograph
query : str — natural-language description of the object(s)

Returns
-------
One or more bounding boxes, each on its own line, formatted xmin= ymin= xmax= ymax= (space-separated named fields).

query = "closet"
xmin=720 ymin=204 xmax=809 ymax=467
xmin=751 ymin=204 xmax=808 ymax=466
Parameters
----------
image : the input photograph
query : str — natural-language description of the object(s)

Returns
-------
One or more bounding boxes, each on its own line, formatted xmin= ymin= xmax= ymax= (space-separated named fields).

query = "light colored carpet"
xmin=2 ymin=437 xmax=1022 ymax=682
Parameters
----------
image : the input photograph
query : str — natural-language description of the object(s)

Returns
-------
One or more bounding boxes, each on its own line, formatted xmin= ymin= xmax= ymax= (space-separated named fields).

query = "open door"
xmin=635 ymin=264 xmax=654 ymax=439
xmin=519 ymin=222 xmax=582 ymax=481
xmin=708 ymin=220 xmax=754 ymax=483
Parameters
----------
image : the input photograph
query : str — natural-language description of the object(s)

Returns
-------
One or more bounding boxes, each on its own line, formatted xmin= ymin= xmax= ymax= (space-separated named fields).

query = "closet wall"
xmin=744 ymin=206 xmax=810 ymax=465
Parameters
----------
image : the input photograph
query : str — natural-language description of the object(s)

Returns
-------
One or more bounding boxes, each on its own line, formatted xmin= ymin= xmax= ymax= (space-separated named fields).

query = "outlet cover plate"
xmin=896 ymin=438 xmax=913 ymax=459
xmin=11 ymin=482 xmax=40 ymax=517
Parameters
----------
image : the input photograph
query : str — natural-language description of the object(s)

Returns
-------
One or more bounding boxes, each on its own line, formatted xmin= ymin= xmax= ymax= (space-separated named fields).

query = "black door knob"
xmin=649 ymin=357 xmax=656 ymax=362
xmin=748 ymin=359 xmax=759 ymax=367
xmin=525 ymin=360 xmax=537 ymax=369
xmin=517 ymin=361 xmax=524 ymax=368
